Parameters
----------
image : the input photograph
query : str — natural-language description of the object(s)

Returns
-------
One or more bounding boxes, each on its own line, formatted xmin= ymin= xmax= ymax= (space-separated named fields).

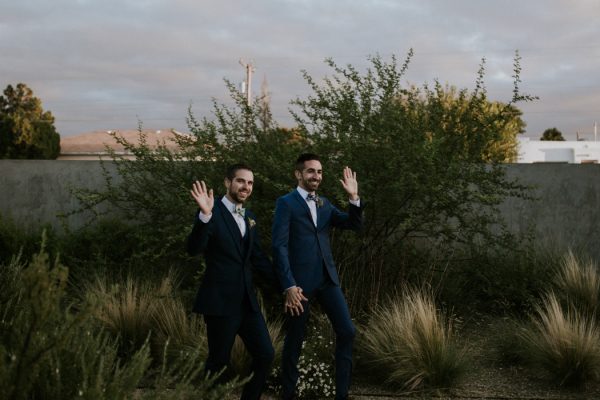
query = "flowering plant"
xmin=268 ymin=316 xmax=334 ymax=398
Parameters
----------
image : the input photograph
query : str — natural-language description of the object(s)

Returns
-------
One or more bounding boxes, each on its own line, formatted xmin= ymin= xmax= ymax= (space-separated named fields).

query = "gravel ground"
xmin=257 ymin=316 xmax=600 ymax=400
xmin=345 ymin=317 xmax=600 ymax=400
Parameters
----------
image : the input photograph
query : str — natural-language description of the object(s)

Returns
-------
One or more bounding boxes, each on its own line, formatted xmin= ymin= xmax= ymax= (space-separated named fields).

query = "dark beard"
xmin=228 ymin=190 xmax=247 ymax=204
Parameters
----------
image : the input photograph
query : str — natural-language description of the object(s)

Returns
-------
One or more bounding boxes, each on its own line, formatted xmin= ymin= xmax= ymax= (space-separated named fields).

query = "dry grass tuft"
xmin=84 ymin=272 xmax=182 ymax=356
xmin=521 ymin=293 xmax=600 ymax=386
xmin=358 ymin=287 xmax=466 ymax=390
xmin=152 ymin=294 xmax=207 ymax=361
xmin=555 ymin=250 xmax=600 ymax=318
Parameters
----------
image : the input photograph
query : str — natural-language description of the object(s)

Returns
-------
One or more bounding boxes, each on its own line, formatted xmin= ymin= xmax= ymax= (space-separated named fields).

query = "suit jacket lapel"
xmin=316 ymin=200 xmax=327 ymax=230
xmin=243 ymin=217 xmax=253 ymax=262
xmin=215 ymin=199 xmax=243 ymax=256
xmin=293 ymin=190 xmax=317 ymax=230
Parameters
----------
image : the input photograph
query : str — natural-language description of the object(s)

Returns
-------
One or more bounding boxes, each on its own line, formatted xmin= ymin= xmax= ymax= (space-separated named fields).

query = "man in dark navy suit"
xmin=272 ymin=153 xmax=364 ymax=400
xmin=187 ymin=163 xmax=274 ymax=400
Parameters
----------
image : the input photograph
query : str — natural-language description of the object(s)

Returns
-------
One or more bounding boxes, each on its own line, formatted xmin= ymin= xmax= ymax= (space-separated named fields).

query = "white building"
xmin=517 ymin=137 xmax=600 ymax=164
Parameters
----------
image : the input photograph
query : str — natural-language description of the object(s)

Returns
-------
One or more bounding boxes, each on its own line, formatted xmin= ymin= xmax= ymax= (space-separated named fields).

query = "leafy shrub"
xmin=0 ymin=213 xmax=57 ymax=264
xmin=32 ymin=331 xmax=151 ymax=400
xmin=0 ymin=242 xmax=151 ymax=400
xmin=358 ymin=288 xmax=466 ymax=390
xmin=143 ymin=342 xmax=245 ymax=400
xmin=0 ymin=240 xmax=244 ymax=399
xmin=519 ymin=293 xmax=600 ymax=386
xmin=420 ymin=235 xmax=559 ymax=316
xmin=59 ymin=218 xmax=143 ymax=278
xmin=69 ymin=52 xmax=534 ymax=318
xmin=297 ymin=52 xmax=534 ymax=314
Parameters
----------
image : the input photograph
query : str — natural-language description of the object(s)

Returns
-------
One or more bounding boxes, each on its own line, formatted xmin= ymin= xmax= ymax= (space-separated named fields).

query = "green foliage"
xmin=70 ymin=106 xmax=306 ymax=272
xmin=59 ymin=217 xmax=148 ymax=277
xmin=291 ymin=51 xmax=534 ymax=313
xmin=70 ymin=51 xmax=534 ymax=316
xmin=0 ymin=213 xmax=58 ymax=265
xmin=540 ymin=127 xmax=565 ymax=141
xmin=432 ymin=237 xmax=558 ymax=315
xmin=0 ymin=83 xmax=60 ymax=159
xmin=143 ymin=342 xmax=245 ymax=400
xmin=357 ymin=287 xmax=466 ymax=390
xmin=33 ymin=331 xmax=151 ymax=400
xmin=0 ymin=240 xmax=151 ymax=400
xmin=0 ymin=239 xmax=244 ymax=399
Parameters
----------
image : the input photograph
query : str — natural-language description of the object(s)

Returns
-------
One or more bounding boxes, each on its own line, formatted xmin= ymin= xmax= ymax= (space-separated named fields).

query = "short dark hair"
xmin=226 ymin=163 xmax=253 ymax=181
xmin=295 ymin=153 xmax=320 ymax=171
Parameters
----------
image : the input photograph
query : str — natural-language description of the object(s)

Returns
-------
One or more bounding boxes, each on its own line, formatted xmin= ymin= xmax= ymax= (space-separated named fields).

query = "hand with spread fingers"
xmin=284 ymin=286 xmax=308 ymax=316
xmin=190 ymin=180 xmax=214 ymax=215
xmin=339 ymin=166 xmax=359 ymax=201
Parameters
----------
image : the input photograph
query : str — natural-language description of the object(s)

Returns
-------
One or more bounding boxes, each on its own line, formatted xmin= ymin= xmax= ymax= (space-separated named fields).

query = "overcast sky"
xmin=1 ymin=0 xmax=599 ymax=140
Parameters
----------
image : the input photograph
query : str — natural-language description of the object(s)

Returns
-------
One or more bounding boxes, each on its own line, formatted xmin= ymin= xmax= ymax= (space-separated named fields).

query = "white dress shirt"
xmin=295 ymin=186 xmax=361 ymax=227
xmin=199 ymin=196 xmax=246 ymax=237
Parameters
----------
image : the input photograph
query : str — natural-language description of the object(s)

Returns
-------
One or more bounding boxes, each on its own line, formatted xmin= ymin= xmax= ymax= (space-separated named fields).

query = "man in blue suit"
xmin=187 ymin=163 xmax=275 ymax=400
xmin=272 ymin=153 xmax=364 ymax=400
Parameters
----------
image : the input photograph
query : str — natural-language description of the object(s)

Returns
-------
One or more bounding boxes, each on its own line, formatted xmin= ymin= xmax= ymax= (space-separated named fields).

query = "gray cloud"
xmin=1 ymin=0 xmax=599 ymax=139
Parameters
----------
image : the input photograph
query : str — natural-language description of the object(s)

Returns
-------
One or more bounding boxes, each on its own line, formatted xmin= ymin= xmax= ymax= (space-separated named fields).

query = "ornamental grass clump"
xmin=151 ymin=294 xmax=207 ymax=362
xmin=555 ymin=250 xmax=600 ymax=319
xmin=359 ymin=288 xmax=466 ymax=390
xmin=521 ymin=293 xmax=600 ymax=386
xmin=83 ymin=273 xmax=175 ymax=356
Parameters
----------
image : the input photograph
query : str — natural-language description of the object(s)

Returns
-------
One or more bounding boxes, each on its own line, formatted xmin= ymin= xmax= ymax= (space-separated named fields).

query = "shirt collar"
xmin=296 ymin=186 xmax=314 ymax=200
xmin=221 ymin=196 xmax=240 ymax=214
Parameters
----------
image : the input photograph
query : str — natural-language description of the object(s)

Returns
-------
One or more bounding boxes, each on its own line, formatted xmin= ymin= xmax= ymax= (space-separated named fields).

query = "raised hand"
xmin=190 ymin=180 xmax=214 ymax=215
xmin=339 ymin=166 xmax=359 ymax=201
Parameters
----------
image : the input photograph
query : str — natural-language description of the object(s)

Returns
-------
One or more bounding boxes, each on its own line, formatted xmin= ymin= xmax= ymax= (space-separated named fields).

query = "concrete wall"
xmin=1 ymin=160 xmax=600 ymax=260
xmin=0 ymin=160 xmax=119 ymax=231
xmin=500 ymin=163 xmax=600 ymax=260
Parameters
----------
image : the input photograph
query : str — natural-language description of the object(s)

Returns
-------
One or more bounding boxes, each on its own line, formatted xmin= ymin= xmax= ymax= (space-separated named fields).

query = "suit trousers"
xmin=281 ymin=282 xmax=356 ymax=400
xmin=204 ymin=310 xmax=275 ymax=400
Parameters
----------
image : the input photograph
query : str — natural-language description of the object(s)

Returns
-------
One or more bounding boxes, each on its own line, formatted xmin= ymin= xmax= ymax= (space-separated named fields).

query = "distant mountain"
xmin=59 ymin=129 xmax=191 ymax=159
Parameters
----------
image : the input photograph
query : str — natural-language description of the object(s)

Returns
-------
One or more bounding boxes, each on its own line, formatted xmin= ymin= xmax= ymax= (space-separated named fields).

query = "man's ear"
xmin=294 ymin=170 xmax=302 ymax=181
xmin=224 ymin=177 xmax=231 ymax=190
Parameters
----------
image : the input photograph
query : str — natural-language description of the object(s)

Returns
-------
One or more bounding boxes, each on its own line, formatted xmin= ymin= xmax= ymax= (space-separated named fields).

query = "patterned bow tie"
xmin=306 ymin=193 xmax=320 ymax=203
xmin=234 ymin=206 xmax=246 ymax=218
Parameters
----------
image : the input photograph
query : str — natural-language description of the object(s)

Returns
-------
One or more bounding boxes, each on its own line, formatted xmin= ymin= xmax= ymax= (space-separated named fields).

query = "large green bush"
xmin=70 ymin=51 xmax=534 ymax=316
